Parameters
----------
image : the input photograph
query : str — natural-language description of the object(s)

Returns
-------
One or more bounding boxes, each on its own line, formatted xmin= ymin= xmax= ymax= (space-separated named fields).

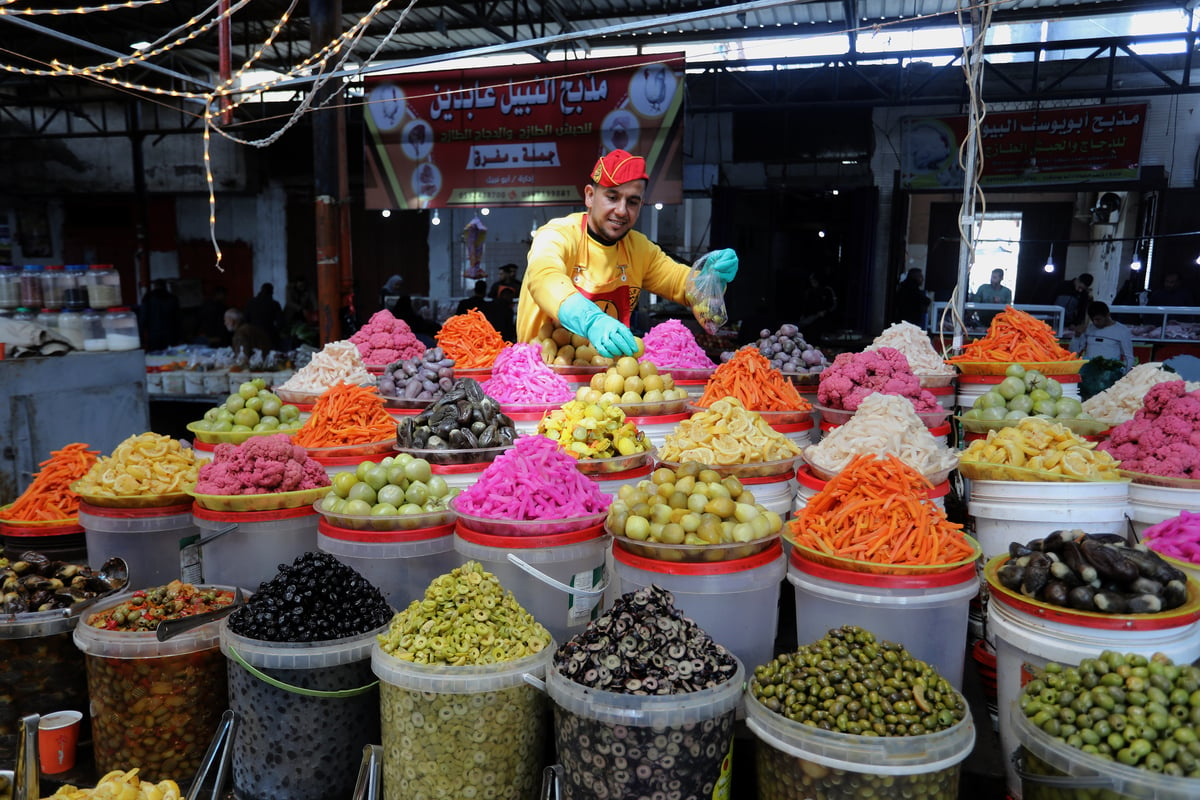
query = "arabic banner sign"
xmin=900 ymin=103 xmax=1146 ymax=189
xmin=363 ymin=54 xmax=685 ymax=210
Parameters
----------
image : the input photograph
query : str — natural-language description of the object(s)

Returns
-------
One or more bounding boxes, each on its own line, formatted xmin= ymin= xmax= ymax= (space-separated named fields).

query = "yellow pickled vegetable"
xmin=959 ymin=417 xmax=1122 ymax=480
xmin=538 ymin=399 xmax=649 ymax=458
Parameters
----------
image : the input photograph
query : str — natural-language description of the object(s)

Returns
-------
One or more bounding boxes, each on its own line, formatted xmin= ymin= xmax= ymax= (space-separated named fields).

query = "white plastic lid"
xmin=546 ymin=658 xmax=744 ymax=727
xmin=743 ymin=691 xmax=975 ymax=776
xmin=72 ymin=585 xmax=237 ymax=658
xmin=220 ymin=618 xmax=388 ymax=670
xmin=371 ymin=642 xmax=552 ymax=694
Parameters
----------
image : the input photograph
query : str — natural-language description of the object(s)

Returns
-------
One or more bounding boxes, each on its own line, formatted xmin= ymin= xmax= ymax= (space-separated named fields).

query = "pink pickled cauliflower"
xmin=817 ymin=346 xmax=939 ymax=412
xmin=350 ymin=310 xmax=425 ymax=365
xmin=1099 ymin=381 xmax=1200 ymax=478
xmin=195 ymin=434 xmax=330 ymax=495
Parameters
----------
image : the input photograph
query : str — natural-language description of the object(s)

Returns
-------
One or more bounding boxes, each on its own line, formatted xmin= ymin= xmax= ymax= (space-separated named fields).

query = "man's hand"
xmin=556 ymin=293 xmax=639 ymax=358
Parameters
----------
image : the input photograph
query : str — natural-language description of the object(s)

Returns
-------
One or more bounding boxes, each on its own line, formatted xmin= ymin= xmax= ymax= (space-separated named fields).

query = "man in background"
xmin=244 ymin=282 xmax=282 ymax=346
xmin=1149 ymin=271 xmax=1195 ymax=307
xmin=894 ymin=268 xmax=931 ymax=328
xmin=456 ymin=280 xmax=489 ymax=316
xmin=224 ymin=307 xmax=273 ymax=360
xmin=1076 ymin=302 xmax=1135 ymax=368
xmin=974 ymin=268 xmax=1012 ymax=305
xmin=489 ymin=263 xmax=521 ymax=302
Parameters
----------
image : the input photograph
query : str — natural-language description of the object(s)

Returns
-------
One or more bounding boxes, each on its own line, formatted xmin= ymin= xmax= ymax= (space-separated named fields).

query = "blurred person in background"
xmin=1075 ymin=302 xmax=1135 ymax=368
xmin=973 ymin=268 xmax=1012 ymax=305
xmin=244 ymin=282 xmax=282 ymax=347
xmin=138 ymin=278 xmax=180 ymax=351
xmin=894 ymin=268 xmax=931 ymax=328
xmin=225 ymin=307 xmax=272 ymax=360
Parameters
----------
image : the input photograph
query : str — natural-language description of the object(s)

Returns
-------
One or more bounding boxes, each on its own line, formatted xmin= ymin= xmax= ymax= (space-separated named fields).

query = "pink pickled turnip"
xmin=1142 ymin=509 xmax=1200 ymax=565
xmin=482 ymin=343 xmax=574 ymax=404
xmin=643 ymin=319 xmax=715 ymax=370
xmin=452 ymin=435 xmax=610 ymax=519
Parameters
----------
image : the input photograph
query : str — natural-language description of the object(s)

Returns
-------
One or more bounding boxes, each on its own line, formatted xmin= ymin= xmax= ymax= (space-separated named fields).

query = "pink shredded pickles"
xmin=453 ymin=435 xmax=611 ymax=519
xmin=481 ymin=343 xmax=575 ymax=404
xmin=1142 ymin=510 xmax=1200 ymax=564
xmin=643 ymin=319 xmax=716 ymax=369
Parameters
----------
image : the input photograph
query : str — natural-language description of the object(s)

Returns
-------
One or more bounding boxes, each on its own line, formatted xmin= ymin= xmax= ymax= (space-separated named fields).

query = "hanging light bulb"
xmin=380 ymin=209 xmax=391 ymax=218
xmin=431 ymin=209 xmax=441 ymax=226
xmin=1130 ymin=252 xmax=1142 ymax=272
xmin=654 ymin=202 xmax=663 ymax=211
xmin=1043 ymin=248 xmax=1056 ymax=274
xmin=530 ymin=217 xmax=538 ymax=236
xmin=480 ymin=207 xmax=490 ymax=216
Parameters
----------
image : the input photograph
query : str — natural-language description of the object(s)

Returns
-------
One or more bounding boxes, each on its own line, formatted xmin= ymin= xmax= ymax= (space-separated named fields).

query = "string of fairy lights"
xmin=0 ymin=0 xmax=1026 ymax=271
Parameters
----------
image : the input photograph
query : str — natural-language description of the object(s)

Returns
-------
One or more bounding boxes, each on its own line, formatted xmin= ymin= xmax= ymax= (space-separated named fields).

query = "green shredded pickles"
xmin=377 ymin=561 xmax=551 ymax=665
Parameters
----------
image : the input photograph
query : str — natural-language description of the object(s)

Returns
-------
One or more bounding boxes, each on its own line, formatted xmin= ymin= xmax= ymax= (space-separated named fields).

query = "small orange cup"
xmin=38 ymin=710 xmax=83 ymax=774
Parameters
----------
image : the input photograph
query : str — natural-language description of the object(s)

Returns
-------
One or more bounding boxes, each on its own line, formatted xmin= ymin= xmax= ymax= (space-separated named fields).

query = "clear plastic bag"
xmin=684 ymin=251 xmax=729 ymax=334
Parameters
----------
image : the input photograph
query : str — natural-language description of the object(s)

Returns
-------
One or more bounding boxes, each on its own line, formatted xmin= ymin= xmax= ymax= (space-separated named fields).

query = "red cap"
xmin=590 ymin=150 xmax=648 ymax=187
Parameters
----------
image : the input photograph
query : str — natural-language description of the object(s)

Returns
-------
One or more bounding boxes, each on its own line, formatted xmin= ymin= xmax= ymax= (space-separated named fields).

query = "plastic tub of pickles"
xmin=537 ymin=398 xmax=654 ymax=472
xmin=958 ymin=416 xmax=1122 ymax=482
xmin=746 ymin=625 xmax=975 ymax=800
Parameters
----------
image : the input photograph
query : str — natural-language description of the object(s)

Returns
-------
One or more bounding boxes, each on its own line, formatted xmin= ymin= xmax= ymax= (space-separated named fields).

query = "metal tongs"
xmin=185 ymin=709 xmax=237 ymax=800
xmin=156 ymin=586 xmax=244 ymax=642
xmin=350 ymin=745 xmax=382 ymax=800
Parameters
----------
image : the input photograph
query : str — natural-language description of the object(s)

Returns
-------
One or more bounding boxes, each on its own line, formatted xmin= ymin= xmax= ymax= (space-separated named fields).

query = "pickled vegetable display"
xmin=377 ymin=347 xmax=455 ymax=402
xmin=190 ymin=378 xmax=303 ymax=435
xmin=537 ymin=399 xmax=650 ymax=459
xmin=86 ymin=582 xmax=235 ymax=632
xmin=572 ymin=357 xmax=687 ymax=406
xmin=751 ymin=626 xmax=968 ymax=800
xmin=48 ymin=769 xmax=182 ymax=799
xmin=1 ymin=551 xmax=121 ymax=613
xmin=395 ymin=378 xmax=517 ymax=451
xmin=318 ymin=455 xmax=455 ymax=518
xmin=1016 ymin=651 xmax=1200 ymax=776
xmin=961 ymin=364 xmax=1091 ymax=422
xmin=959 ymin=417 xmax=1122 ymax=481
xmin=551 ymin=585 xmax=740 ymax=800
xmin=995 ymin=530 xmax=1190 ymax=614
xmin=606 ymin=462 xmax=783 ymax=556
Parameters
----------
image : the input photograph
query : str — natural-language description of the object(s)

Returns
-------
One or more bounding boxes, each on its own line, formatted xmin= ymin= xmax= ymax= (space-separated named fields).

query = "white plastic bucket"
xmin=612 ymin=540 xmax=786 ymax=673
xmin=984 ymin=556 xmax=1200 ymax=800
xmin=316 ymin=517 xmax=458 ymax=609
xmin=191 ymin=503 xmax=319 ymax=591
xmin=767 ymin=418 xmax=814 ymax=452
xmin=929 ymin=384 xmax=956 ymax=412
xmin=625 ymin=412 xmax=690 ymax=451
xmin=967 ymin=479 xmax=1129 ymax=563
xmin=745 ymin=691 xmax=975 ymax=800
xmin=452 ymin=523 xmax=608 ymax=645
xmin=793 ymin=465 xmax=948 ymax=515
xmin=787 ymin=551 xmax=978 ymax=689
xmin=1128 ymin=481 xmax=1200 ymax=537
xmin=742 ymin=471 xmax=797 ymax=517
xmin=79 ymin=500 xmax=197 ymax=587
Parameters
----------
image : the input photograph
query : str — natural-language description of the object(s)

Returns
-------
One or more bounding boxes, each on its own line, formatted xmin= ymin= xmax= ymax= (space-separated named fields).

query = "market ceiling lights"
xmin=431 ymin=210 xmax=441 ymax=226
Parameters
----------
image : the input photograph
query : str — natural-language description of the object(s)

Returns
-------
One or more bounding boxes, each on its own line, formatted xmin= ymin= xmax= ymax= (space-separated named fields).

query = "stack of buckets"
xmin=967 ymin=478 xmax=1130 ymax=564
xmin=316 ymin=515 xmax=458 ymax=609
xmin=612 ymin=538 xmax=787 ymax=673
xmin=787 ymin=551 xmax=977 ymax=689
xmin=453 ymin=516 xmax=609 ymax=645
xmin=0 ymin=514 xmax=87 ymax=562
xmin=1126 ymin=476 xmax=1200 ymax=537
xmin=983 ymin=555 xmax=1200 ymax=799
xmin=78 ymin=500 xmax=197 ymax=586
xmin=191 ymin=502 xmax=319 ymax=590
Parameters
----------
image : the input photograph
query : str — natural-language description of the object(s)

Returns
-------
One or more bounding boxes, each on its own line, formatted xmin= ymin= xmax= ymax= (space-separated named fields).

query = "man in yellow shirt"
xmin=516 ymin=149 xmax=738 ymax=357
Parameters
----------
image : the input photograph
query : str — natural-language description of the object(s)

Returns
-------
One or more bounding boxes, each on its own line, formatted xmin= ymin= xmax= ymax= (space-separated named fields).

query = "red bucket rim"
xmin=430 ymin=461 xmax=492 ymax=475
xmin=317 ymin=517 xmax=454 ymax=543
xmin=191 ymin=502 xmax=317 ymax=522
xmin=78 ymin=501 xmax=193 ymax=518
xmin=454 ymin=521 xmax=605 ymax=548
xmin=625 ymin=412 xmax=690 ymax=425
xmin=612 ymin=538 xmax=782 ymax=575
xmin=587 ymin=463 xmax=653 ymax=481
xmin=789 ymin=548 xmax=977 ymax=588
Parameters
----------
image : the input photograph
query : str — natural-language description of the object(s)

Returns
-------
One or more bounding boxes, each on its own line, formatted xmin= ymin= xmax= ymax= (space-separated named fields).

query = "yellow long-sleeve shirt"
xmin=516 ymin=212 xmax=691 ymax=343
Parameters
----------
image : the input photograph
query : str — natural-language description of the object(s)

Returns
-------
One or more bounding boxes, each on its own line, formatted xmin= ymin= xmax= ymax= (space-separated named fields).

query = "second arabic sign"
xmin=900 ymin=103 xmax=1146 ymax=189
xmin=363 ymin=54 xmax=685 ymax=210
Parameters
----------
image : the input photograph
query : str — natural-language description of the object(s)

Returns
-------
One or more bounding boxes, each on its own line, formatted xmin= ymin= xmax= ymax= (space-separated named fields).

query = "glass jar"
xmin=20 ymin=264 xmax=44 ymax=309
xmin=0 ymin=265 xmax=19 ymax=310
xmin=40 ymin=265 xmax=69 ymax=309
xmin=86 ymin=264 xmax=122 ymax=309
xmin=63 ymin=264 xmax=90 ymax=310
xmin=12 ymin=307 xmax=36 ymax=323
xmin=103 ymin=307 xmax=140 ymax=351
xmin=57 ymin=308 xmax=86 ymax=349
xmin=81 ymin=309 xmax=108 ymax=351
xmin=36 ymin=308 xmax=59 ymax=333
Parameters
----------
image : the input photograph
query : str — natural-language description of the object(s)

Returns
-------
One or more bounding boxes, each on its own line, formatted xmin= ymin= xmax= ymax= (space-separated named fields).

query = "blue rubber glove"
xmin=557 ymin=293 xmax=639 ymax=358
xmin=708 ymin=248 xmax=739 ymax=285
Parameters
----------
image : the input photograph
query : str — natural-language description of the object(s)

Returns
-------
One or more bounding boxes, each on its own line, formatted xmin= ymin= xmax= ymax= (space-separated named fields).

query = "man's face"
xmin=1165 ymin=274 xmax=1180 ymax=290
xmin=584 ymin=180 xmax=645 ymax=241
xmin=1091 ymin=314 xmax=1111 ymax=329
xmin=991 ymin=271 xmax=1002 ymax=286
